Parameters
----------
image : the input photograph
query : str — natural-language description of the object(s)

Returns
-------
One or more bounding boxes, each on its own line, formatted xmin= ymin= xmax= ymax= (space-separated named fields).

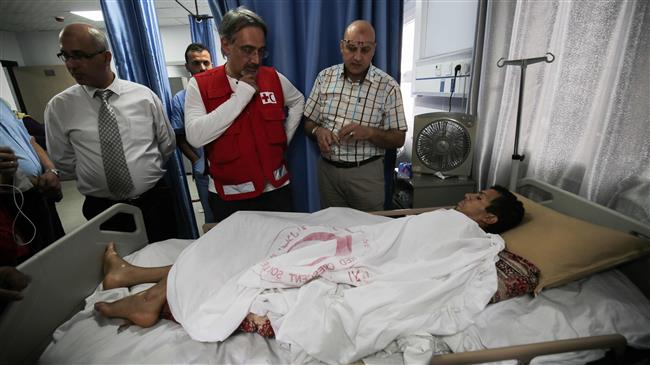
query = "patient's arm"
xmin=370 ymin=207 xmax=447 ymax=218
xmin=102 ymin=242 xmax=171 ymax=290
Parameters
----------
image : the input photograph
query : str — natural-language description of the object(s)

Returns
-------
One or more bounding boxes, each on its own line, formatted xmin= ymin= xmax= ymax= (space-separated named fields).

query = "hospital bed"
xmin=0 ymin=178 xmax=648 ymax=364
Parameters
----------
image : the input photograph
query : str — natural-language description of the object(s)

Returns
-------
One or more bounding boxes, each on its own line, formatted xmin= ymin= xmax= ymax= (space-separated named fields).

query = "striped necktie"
xmin=95 ymin=89 xmax=134 ymax=199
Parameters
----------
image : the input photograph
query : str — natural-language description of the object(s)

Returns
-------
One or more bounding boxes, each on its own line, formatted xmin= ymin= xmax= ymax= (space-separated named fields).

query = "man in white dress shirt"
xmin=45 ymin=23 xmax=178 ymax=242
xmin=184 ymin=7 xmax=305 ymax=222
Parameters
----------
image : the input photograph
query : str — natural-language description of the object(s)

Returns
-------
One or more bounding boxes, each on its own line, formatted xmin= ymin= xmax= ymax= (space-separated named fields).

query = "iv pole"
xmin=496 ymin=52 xmax=554 ymax=191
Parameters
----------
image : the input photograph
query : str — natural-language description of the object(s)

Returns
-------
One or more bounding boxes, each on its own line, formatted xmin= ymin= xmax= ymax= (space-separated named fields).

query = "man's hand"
xmin=35 ymin=170 xmax=62 ymax=201
xmin=0 ymin=267 xmax=30 ymax=303
xmin=338 ymin=124 xmax=373 ymax=143
xmin=338 ymin=124 xmax=406 ymax=149
xmin=313 ymin=127 xmax=340 ymax=155
xmin=239 ymin=66 xmax=259 ymax=92
xmin=0 ymin=146 xmax=18 ymax=177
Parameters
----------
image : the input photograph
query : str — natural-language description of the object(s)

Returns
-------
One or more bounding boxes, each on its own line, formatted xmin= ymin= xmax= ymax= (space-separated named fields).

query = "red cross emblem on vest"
xmin=260 ymin=91 xmax=277 ymax=105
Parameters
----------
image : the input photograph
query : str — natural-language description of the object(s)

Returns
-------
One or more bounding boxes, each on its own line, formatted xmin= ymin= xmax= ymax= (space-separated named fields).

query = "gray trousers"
xmin=318 ymin=157 xmax=385 ymax=212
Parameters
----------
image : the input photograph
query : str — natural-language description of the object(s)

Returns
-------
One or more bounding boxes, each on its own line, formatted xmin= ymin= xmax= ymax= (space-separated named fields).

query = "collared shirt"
xmin=184 ymin=70 xmax=304 ymax=194
xmin=0 ymin=100 xmax=41 ymax=178
xmin=304 ymin=64 xmax=407 ymax=163
xmin=171 ymin=89 xmax=205 ymax=175
xmin=45 ymin=77 xmax=176 ymax=199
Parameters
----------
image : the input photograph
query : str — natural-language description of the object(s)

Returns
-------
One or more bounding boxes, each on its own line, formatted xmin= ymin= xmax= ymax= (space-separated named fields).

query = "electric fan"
xmin=411 ymin=112 xmax=476 ymax=177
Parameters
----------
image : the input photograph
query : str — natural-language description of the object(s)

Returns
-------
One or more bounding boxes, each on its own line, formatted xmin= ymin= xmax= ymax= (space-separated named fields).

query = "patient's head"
xmin=456 ymin=185 xmax=525 ymax=234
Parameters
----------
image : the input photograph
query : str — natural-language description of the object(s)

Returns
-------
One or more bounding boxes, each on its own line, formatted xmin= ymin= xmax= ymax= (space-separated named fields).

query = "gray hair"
xmin=218 ymin=6 xmax=267 ymax=44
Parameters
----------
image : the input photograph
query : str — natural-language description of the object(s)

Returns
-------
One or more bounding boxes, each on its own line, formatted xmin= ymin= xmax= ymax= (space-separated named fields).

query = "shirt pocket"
xmin=126 ymin=117 xmax=155 ymax=143
xmin=323 ymin=92 xmax=344 ymax=115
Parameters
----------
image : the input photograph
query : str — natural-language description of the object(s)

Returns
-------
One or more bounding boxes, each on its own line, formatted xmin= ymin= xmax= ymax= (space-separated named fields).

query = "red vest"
xmin=195 ymin=65 xmax=289 ymax=201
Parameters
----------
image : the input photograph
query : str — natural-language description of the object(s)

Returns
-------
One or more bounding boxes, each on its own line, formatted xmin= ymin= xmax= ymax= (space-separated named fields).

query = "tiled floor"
xmin=56 ymin=175 xmax=206 ymax=238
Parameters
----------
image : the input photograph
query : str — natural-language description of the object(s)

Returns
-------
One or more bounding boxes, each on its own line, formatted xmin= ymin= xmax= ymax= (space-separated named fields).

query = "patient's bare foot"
xmin=102 ymin=242 xmax=137 ymax=290
xmin=94 ymin=282 xmax=166 ymax=328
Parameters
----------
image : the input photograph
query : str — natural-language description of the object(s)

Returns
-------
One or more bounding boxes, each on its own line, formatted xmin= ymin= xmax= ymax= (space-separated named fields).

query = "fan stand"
xmin=496 ymin=53 xmax=554 ymax=191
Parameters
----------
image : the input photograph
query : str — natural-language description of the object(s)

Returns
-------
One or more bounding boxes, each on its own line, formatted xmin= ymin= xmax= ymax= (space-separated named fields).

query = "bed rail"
xmin=430 ymin=334 xmax=627 ymax=365
xmin=517 ymin=178 xmax=650 ymax=239
xmin=517 ymin=177 xmax=650 ymax=298
xmin=0 ymin=203 xmax=149 ymax=365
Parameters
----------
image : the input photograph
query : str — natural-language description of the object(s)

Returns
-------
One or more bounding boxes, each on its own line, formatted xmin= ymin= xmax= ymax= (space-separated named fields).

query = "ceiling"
xmin=0 ymin=0 xmax=213 ymax=33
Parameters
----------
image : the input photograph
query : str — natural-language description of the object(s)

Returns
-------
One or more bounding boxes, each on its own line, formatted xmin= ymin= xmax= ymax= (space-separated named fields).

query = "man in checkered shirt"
xmin=304 ymin=20 xmax=407 ymax=212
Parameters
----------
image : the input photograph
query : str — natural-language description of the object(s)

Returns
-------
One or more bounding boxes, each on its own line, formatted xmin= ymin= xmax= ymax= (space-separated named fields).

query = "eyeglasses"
xmin=341 ymin=39 xmax=375 ymax=55
xmin=57 ymin=50 xmax=106 ymax=62
xmin=237 ymin=45 xmax=268 ymax=60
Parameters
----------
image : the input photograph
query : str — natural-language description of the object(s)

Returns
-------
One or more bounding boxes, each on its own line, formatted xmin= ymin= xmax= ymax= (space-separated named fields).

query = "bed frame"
xmin=0 ymin=204 xmax=150 ymax=364
xmin=0 ymin=178 xmax=648 ymax=364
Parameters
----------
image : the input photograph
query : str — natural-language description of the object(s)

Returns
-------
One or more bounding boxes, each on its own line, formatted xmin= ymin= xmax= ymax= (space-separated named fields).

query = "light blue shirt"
xmin=171 ymin=89 xmax=205 ymax=175
xmin=0 ymin=100 xmax=42 ymax=177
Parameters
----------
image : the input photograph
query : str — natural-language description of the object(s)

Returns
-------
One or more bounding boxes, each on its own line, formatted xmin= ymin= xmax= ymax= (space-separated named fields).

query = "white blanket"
xmin=442 ymin=269 xmax=650 ymax=364
xmin=167 ymin=208 xmax=504 ymax=364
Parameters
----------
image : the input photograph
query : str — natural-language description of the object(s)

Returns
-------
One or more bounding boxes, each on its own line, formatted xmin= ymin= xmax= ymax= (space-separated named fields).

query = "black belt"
xmin=100 ymin=178 xmax=168 ymax=204
xmin=322 ymin=156 xmax=382 ymax=168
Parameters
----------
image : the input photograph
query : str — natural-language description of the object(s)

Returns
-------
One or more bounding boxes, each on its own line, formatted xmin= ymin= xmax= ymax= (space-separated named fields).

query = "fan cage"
xmin=415 ymin=119 xmax=471 ymax=172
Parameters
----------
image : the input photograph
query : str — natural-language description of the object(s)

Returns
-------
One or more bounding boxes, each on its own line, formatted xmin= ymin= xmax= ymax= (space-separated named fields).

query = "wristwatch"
xmin=46 ymin=168 xmax=60 ymax=177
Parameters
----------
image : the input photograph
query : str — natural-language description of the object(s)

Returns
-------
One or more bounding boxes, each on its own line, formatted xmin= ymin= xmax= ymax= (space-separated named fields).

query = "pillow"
xmin=502 ymin=193 xmax=650 ymax=294
xmin=489 ymin=250 xmax=540 ymax=304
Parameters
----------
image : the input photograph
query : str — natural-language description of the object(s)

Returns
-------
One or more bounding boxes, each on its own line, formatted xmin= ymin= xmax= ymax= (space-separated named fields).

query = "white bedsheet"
xmin=39 ymin=209 xmax=650 ymax=365
xmin=167 ymin=208 xmax=504 ymax=364
xmin=442 ymin=269 xmax=650 ymax=364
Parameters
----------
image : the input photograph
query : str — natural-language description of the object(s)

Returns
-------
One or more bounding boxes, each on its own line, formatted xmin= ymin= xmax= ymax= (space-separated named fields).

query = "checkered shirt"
xmin=304 ymin=64 xmax=407 ymax=163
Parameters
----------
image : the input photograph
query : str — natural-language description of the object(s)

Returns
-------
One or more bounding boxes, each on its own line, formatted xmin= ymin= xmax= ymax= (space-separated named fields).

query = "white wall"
xmin=15 ymin=31 xmax=61 ymax=66
xmin=1 ymin=69 xmax=17 ymax=109
xmin=1 ymin=25 xmax=222 ymax=113
xmin=160 ymin=25 xmax=192 ymax=65
xmin=0 ymin=31 xmax=25 ymax=64
xmin=398 ymin=1 xmax=479 ymax=191
xmin=160 ymin=25 xmax=224 ymax=70
xmin=9 ymin=25 xmax=222 ymax=75
xmin=411 ymin=0 xmax=477 ymax=97
xmin=1 ymin=31 xmax=24 ymax=109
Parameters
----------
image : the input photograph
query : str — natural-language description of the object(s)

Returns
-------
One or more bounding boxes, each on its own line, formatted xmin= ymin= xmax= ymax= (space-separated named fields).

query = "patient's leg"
xmin=94 ymin=277 xmax=167 ymax=328
xmin=102 ymin=242 xmax=171 ymax=290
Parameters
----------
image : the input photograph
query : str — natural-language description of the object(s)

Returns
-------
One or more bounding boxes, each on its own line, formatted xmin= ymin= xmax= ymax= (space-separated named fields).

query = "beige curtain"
xmin=474 ymin=0 xmax=650 ymax=223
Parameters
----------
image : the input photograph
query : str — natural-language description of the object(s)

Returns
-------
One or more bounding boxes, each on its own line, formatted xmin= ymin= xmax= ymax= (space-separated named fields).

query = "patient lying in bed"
xmin=95 ymin=185 xmax=524 ymax=363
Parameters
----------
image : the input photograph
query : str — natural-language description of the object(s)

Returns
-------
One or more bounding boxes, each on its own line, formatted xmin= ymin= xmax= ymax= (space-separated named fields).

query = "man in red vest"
xmin=184 ymin=7 xmax=304 ymax=222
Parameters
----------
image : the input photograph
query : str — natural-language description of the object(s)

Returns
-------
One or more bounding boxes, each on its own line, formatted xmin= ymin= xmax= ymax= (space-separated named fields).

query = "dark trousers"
xmin=208 ymin=184 xmax=294 ymax=222
xmin=82 ymin=180 xmax=178 ymax=243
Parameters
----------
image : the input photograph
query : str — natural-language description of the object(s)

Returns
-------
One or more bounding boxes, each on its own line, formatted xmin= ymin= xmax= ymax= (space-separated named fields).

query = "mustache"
xmin=242 ymin=64 xmax=259 ymax=73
